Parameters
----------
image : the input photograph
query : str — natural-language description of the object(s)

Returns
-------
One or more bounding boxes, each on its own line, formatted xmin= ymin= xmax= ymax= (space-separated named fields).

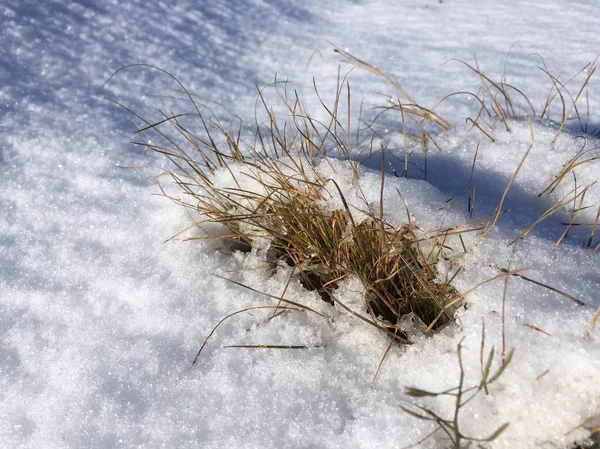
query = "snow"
xmin=1 ymin=1 xmax=599 ymax=448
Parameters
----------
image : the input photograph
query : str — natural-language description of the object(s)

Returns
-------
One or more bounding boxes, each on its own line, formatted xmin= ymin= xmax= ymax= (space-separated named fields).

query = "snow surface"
xmin=1 ymin=1 xmax=599 ymax=448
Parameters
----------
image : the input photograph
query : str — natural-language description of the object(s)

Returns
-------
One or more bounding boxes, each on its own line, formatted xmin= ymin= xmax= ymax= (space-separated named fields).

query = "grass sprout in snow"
xmin=403 ymin=338 xmax=513 ymax=449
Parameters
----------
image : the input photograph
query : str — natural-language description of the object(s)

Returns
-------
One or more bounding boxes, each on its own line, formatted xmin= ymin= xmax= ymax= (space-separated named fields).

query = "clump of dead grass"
xmin=100 ymin=65 xmax=461 ymax=352
xmin=100 ymin=49 xmax=598 ymax=363
xmin=101 ymin=52 xmax=600 ymax=449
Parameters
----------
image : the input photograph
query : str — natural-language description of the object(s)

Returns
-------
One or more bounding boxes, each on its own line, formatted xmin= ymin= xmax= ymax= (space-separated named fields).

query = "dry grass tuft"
xmin=100 ymin=64 xmax=462 ymax=355
xmin=100 ymin=52 xmax=599 ymax=449
xmin=100 ymin=50 xmax=596 ymax=365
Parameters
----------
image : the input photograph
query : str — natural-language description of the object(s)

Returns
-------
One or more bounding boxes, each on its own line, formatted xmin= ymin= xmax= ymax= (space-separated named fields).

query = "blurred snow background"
xmin=1 ymin=1 xmax=599 ymax=448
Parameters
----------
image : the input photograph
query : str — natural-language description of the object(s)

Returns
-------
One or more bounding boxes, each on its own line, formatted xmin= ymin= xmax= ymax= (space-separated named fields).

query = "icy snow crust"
xmin=1 ymin=1 xmax=599 ymax=448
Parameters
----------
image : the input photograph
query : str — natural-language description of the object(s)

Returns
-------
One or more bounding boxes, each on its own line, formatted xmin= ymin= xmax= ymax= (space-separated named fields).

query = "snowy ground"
xmin=1 ymin=1 xmax=599 ymax=448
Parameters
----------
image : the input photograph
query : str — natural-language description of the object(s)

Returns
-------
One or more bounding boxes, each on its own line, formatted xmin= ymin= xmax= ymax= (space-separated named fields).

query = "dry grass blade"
xmin=512 ymin=182 xmax=596 ymax=245
xmin=527 ymin=324 xmax=552 ymax=336
xmin=479 ymin=143 xmax=533 ymax=242
xmin=589 ymin=306 xmax=600 ymax=332
xmin=219 ymin=276 xmax=327 ymax=317
xmin=565 ymin=416 xmax=600 ymax=437
xmin=556 ymin=184 xmax=589 ymax=247
xmin=468 ymin=144 xmax=480 ymax=217
xmin=536 ymin=369 xmax=550 ymax=381
xmin=373 ymin=339 xmax=394 ymax=382
xmin=538 ymin=138 xmax=600 ymax=197
xmin=499 ymin=268 xmax=586 ymax=306
xmin=192 ymin=305 xmax=301 ymax=365
xmin=443 ymin=269 xmax=527 ymax=311
xmin=587 ymin=206 xmax=600 ymax=248
xmin=553 ymin=65 xmax=597 ymax=142
xmin=223 ymin=345 xmax=312 ymax=349
xmin=332 ymin=294 xmax=412 ymax=344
